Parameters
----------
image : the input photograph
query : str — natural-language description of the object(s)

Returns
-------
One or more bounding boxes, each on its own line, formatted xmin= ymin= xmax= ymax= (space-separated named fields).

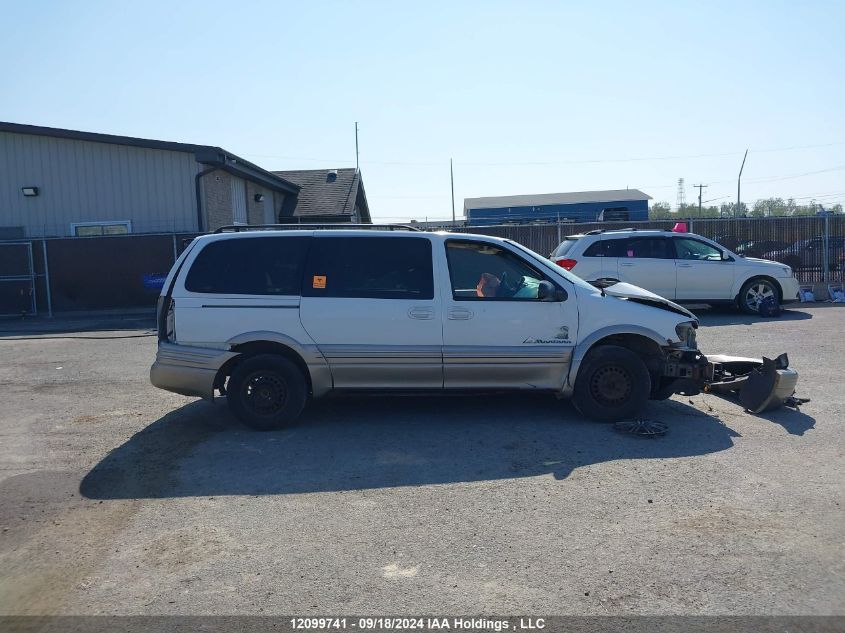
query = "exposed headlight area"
xmin=782 ymin=266 xmax=792 ymax=276
xmin=675 ymin=321 xmax=698 ymax=349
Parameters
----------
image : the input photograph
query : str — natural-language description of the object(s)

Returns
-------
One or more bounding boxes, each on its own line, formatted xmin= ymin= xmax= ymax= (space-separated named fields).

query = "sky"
xmin=1 ymin=0 xmax=843 ymax=221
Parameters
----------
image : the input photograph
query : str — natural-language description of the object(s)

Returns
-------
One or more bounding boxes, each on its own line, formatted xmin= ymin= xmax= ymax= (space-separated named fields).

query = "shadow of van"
xmin=79 ymin=393 xmax=753 ymax=500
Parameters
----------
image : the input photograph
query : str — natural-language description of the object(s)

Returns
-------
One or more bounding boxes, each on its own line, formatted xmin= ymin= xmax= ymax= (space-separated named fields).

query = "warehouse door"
xmin=0 ymin=241 xmax=36 ymax=316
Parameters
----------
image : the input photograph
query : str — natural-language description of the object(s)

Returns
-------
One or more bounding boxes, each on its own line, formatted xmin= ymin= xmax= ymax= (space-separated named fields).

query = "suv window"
xmin=619 ymin=237 xmax=672 ymax=259
xmin=551 ymin=238 xmax=578 ymax=258
xmin=303 ymin=236 xmax=433 ymax=300
xmin=446 ymin=240 xmax=548 ymax=300
xmin=184 ymin=236 xmax=310 ymax=295
xmin=583 ymin=238 xmax=622 ymax=257
xmin=673 ymin=237 xmax=723 ymax=261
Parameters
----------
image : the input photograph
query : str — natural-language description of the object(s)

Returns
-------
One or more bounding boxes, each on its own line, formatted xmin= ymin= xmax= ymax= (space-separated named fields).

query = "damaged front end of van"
xmin=601 ymin=282 xmax=808 ymax=414
xmin=665 ymin=350 xmax=807 ymax=413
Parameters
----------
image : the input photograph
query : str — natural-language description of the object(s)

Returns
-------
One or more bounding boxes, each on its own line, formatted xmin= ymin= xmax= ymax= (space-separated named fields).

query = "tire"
xmin=737 ymin=278 xmax=779 ymax=315
xmin=226 ymin=354 xmax=307 ymax=431
xmin=649 ymin=377 xmax=678 ymax=401
xmin=572 ymin=345 xmax=652 ymax=422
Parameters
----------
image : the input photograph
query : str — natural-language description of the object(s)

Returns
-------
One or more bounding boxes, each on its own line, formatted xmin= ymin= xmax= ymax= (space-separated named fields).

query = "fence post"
xmin=689 ymin=218 xmax=695 ymax=234
xmin=556 ymin=212 xmax=561 ymax=246
xmin=823 ymin=212 xmax=830 ymax=284
xmin=41 ymin=239 xmax=52 ymax=318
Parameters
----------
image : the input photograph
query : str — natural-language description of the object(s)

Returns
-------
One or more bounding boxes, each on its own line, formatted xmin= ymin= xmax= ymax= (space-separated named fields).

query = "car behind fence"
xmin=457 ymin=215 xmax=845 ymax=285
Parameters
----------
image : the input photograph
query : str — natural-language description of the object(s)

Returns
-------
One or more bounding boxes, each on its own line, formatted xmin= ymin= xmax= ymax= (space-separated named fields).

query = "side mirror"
xmin=722 ymin=252 xmax=734 ymax=262
xmin=538 ymin=280 xmax=567 ymax=302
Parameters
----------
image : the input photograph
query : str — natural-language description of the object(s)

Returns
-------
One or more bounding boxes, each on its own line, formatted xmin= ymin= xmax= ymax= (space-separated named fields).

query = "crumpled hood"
xmin=601 ymin=282 xmax=697 ymax=320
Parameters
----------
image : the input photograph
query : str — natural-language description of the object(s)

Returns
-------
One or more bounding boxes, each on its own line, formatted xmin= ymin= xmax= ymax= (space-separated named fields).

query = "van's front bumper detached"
xmin=663 ymin=349 xmax=806 ymax=413
xmin=150 ymin=343 xmax=236 ymax=400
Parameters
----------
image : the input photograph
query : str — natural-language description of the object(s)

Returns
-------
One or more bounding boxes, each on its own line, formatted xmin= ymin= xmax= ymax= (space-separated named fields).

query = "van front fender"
xmin=560 ymin=325 xmax=671 ymax=397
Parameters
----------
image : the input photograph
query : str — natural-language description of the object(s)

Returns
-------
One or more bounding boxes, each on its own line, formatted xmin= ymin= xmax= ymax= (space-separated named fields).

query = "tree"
xmin=719 ymin=202 xmax=749 ymax=217
xmin=649 ymin=201 xmax=672 ymax=219
xmin=752 ymin=197 xmax=788 ymax=217
xmin=678 ymin=202 xmax=719 ymax=218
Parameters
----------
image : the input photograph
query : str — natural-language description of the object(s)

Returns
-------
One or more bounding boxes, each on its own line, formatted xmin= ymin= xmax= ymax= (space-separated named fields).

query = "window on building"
xmin=185 ymin=236 xmax=310 ymax=295
xmin=303 ymin=237 xmax=433 ymax=300
xmin=71 ymin=221 xmax=132 ymax=237
xmin=232 ymin=178 xmax=247 ymax=225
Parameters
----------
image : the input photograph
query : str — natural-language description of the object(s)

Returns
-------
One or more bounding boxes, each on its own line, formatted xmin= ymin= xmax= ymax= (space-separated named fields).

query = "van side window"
xmin=446 ymin=240 xmax=548 ymax=300
xmin=303 ymin=237 xmax=434 ymax=300
xmin=184 ymin=236 xmax=310 ymax=295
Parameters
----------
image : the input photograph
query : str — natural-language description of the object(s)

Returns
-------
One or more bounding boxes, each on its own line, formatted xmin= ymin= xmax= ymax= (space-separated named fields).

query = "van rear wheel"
xmin=227 ymin=354 xmax=307 ymax=431
xmin=572 ymin=345 xmax=651 ymax=422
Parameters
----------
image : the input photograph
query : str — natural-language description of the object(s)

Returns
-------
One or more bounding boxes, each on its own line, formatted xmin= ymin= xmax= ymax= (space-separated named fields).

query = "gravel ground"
xmin=0 ymin=306 xmax=842 ymax=615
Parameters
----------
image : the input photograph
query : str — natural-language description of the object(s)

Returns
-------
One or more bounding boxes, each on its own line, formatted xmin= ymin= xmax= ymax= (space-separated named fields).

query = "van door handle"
xmin=408 ymin=306 xmax=435 ymax=320
xmin=677 ymin=263 xmax=693 ymax=268
xmin=447 ymin=307 xmax=474 ymax=320
xmin=620 ymin=262 xmax=634 ymax=267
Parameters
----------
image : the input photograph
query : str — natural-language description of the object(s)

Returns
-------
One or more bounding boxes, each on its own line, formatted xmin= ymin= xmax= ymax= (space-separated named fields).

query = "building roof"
xmin=272 ymin=168 xmax=370 ymax=222
xmin=464 ymin=189 xmax=652 ymax=211
xmin=0 ymin=120 xmax=300 ymax=195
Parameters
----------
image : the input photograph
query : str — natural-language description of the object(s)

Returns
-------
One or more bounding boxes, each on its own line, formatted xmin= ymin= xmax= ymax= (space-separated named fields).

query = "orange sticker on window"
xmin=312 ymin=275 xmax=327 ymax=289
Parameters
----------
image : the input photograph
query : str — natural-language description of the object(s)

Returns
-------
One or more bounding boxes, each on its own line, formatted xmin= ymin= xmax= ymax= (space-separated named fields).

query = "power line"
xmin=238 ymin=140 xmax=845 ymax=168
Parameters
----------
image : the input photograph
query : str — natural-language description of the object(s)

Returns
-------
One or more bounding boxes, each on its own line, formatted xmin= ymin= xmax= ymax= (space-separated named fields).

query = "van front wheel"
xmin=572 ymin=345 xmax=651 ymax=422
xmin=227 ymin=354 xmax=307 ymax=431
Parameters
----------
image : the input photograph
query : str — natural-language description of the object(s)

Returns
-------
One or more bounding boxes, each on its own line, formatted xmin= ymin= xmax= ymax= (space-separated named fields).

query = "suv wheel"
xmin=227 ymin=354 xmax=307 ymax=431
xmin=572 ymin=345 xmax=651 ymax=422
xmin=738 ymin=278 xmax=778 ymax=315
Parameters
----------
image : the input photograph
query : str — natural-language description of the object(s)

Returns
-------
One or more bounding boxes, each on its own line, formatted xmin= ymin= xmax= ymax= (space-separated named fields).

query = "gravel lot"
xmin=0 ymin=306 xmax=842 ymax=615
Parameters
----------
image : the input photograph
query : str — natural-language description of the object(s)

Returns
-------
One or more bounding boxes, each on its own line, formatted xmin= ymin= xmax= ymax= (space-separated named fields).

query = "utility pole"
xmin=355 ymin=122 xmax=359 ymax=171
xmin=450 ymin=158 xmax=455 ymax=224
xmin=693 ymin=183 xmax=708 ymax=217
xmin=737 ymin=149 xmax=748 ymax=218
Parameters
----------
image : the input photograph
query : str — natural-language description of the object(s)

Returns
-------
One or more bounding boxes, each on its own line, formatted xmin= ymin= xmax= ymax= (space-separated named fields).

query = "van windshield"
xmin=506 ymin=239 xmax=596 ymax=291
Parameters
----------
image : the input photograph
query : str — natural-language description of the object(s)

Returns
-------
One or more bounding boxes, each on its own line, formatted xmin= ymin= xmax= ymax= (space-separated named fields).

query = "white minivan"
xmin=150 ymin=225 xmax=792 ymax=430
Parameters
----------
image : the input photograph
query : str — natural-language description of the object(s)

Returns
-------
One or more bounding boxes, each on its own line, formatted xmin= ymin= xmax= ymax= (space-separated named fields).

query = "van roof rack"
xmin=213 ymin=223 xmax=421 ymax=233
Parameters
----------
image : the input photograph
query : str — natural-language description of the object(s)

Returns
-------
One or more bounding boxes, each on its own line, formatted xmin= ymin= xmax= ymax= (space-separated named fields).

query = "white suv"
xmin=150 ymin=225 xmax=787 ymax=430
xmin=549 ymin=229 xmax=800 ymax=314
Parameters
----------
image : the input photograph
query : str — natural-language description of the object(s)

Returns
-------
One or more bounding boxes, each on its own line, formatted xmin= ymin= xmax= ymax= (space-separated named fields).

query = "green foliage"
xmin=650 ymin=198 xmax=841 ymax=220
xmin=649 ymin=202 xmax=672 ymax=219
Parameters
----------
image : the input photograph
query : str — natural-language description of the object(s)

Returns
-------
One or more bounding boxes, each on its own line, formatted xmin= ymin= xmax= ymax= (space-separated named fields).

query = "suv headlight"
xmin=675 ymin=321 xmax=698 ymax=349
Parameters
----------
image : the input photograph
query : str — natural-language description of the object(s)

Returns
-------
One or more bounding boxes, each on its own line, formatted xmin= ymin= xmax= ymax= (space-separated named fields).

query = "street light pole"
xmin=736 ymin=149 xmax=748 ymax=218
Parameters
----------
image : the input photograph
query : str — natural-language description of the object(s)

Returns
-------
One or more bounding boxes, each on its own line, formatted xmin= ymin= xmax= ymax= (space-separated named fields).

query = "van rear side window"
xmin=184 ymin=236 xmax=310 ymax=295
xmin=303 ymin=236 xmax=433 ymax=300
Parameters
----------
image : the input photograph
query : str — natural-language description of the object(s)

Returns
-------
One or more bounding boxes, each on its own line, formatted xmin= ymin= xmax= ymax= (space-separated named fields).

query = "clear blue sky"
xmin=1 ymin=0 xmax=843 ymax=220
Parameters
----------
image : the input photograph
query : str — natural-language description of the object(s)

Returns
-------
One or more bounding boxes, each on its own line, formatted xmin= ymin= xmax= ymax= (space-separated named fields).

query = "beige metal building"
xmin=0 ymin=122 xmax=370 ymax=239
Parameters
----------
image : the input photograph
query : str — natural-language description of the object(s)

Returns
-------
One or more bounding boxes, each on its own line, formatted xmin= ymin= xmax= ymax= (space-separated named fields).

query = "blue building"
xmin=463 ymin=189 xmax=651 ymax=226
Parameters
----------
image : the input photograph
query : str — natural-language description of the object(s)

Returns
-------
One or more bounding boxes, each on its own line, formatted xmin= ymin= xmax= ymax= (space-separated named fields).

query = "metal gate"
xmin=0 ymin=241 xmax=36 ymax=316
